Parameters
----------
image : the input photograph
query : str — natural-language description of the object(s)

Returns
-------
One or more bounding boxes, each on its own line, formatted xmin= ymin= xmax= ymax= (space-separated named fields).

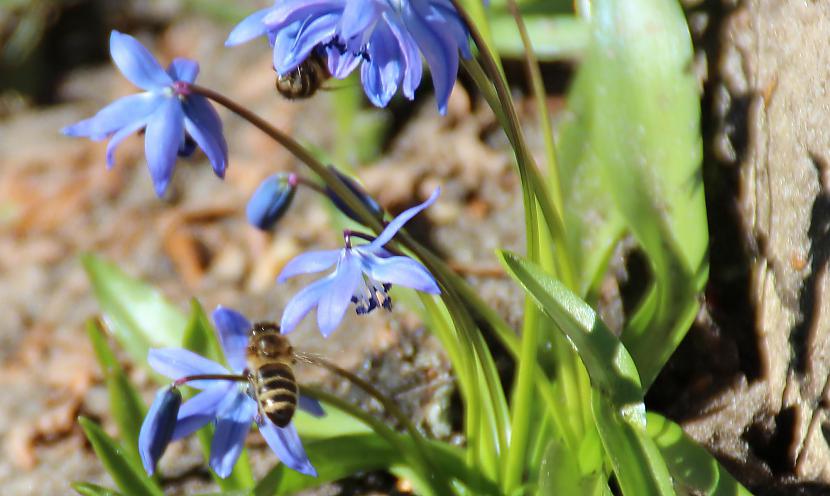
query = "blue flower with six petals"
xmin=278 ymin=188 xmax=441 ymax=337
xmin=62 ymin=31 xmax=228 ymax=196
xmin=138 ymin=306 xmax=320 ymax=478
xmin=226 ymin=1 xmax=471 ymax=114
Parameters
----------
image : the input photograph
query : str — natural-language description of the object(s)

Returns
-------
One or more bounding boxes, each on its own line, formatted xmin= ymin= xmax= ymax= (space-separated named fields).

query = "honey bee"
xmin=246 ymin=322 xmax=299 ymax=427
xmin=275 ymin=53 xmax=330 ymax=100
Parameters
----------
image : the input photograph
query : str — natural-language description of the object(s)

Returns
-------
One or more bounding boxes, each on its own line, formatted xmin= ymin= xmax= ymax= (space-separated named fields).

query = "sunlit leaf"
xmin=560 ymin=0 xmax=708 ymax=387
xmin=646 ymin=413 xmax=753 ymax=496
xmin=82 ymin=254 xmax=186 ymax=364
xmin=86 ymin=320 xmax=146 ymax=471
xmin=498 ymin=251 xmax=641 ymax=409
xmin=78 ymin=417 xmax=163 ymax=496
xmin=254 ymin=434 xmax=485 ymax=496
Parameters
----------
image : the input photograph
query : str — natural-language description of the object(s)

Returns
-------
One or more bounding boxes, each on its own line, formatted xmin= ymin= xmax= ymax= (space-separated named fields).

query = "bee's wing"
xmin=294 ymin=350 xmax=325 ymax=366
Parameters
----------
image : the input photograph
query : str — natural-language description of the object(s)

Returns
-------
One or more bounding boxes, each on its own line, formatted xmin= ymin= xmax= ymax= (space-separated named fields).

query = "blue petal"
xmin=339 ymin=0 xmax=380 ymax=41
xmin=148 ymin=348 xmax=229 ymax=388
xmin=211 ymin=306 xmax=251 ymax=373
xmin=317 ymin=251 xmax=361 ymax=337
xmin=61 ymin=92 xmax=162 ymax=140
xmin=325 ymin=44 xmax=362 ymax=79
xmin=167 ymin=58 xmax=200 ymax=83
xmin=359 ymin=252 xmax=440 ymax=294
xmin=360 ymin=21 xmax=402 ymax=107
xmin=275 ymin=13 xmax=340 ymax=74
xmin=225 ymin=7 xmax=272 ymax=46
xmin=277 ymin=249 xmax=342 ymax=282
xmin=258 ymin=421 xmax=317 ymax=477
xmin=173 ymin=383 xmax=233 ymax=440
xmin=384 ymin=12 xmax=423 ymax=99
xmin=263 ymin=0 xmax=344 ymax=29
xmin=298 ymin=395 xmax=326 ymax=417
xmin=280 ymin=273 xmax=334 ymax=334
xmin=402 ymin=2 xmax=458 ymax=114
xmin=368 ymin=187 xmax=440 ymax=249
xmin=182 ymin=94 xmax=228 ymax=179
xmin=432 ymin=2 xmax=472 ymax=59
xmin=209 ymin=392 xmax=257 ymax=477
xmin=105 ymin=117 xmax=149 ymax=170
xmin=144 ymin=98 xmax=184 ymax=196
xmin=109 ymin=31 xmax=173 ymax=91
xmin=139 ymin=387 xmax=182 ymax=475
xmin=210 ymin=391 xmax=257 ymax=478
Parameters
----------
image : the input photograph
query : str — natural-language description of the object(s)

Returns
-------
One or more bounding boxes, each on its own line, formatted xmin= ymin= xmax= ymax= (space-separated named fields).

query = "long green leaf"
xmin=181 ymin=301 xmax=254 ymax=491
xmin=646 ymin=413 xmax=753 ymax=496
xmin=592 ymin=393 xmax=675 ymax=496
xmin=499 ymin=252 xmax=679 ymax=494
xmin=82 ymin=254 xmax=186 ymax=364
xmin=254 ymin=434 xmax=395 ymax=495
xmin=71 ymin=482 xmax=123 ymax=496
xmin=562 ymin=0 xmax=708 ymax=387
xmin=498 ymin=251 xmax=641 ymax=408
xmin=86 ymin=320 xmax=146 ymax=471
xmin=78 ymin=417 xmax=163 ymax=496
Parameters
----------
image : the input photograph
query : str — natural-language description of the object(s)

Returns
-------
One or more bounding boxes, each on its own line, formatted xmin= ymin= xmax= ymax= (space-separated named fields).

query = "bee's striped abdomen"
xmin=255 ymin=362 xmax=298 ymax=428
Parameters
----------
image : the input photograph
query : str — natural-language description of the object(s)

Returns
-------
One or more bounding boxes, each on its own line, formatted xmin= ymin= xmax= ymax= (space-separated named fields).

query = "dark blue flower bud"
xmin=325 ymin=166 xmax=382 ymax=224
xmin=246 ymin=173 xmax=298 ymax=231
xmin=139 ymin=386 xmax=182 ymax=475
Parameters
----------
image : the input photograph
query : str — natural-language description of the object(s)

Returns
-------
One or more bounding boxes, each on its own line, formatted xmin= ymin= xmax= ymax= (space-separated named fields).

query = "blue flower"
xmin=138 ymin=306 xmax=321 ymax=478
xmin=226 ymin=1 xmax=471 ymax=114
xmin=62 ymin=31 xmax=228 ymax=197
xmin=278 ymin=188 xmax=441 ymax=337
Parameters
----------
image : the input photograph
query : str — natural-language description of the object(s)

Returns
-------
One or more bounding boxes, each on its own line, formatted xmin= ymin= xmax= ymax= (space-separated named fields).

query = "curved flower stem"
xmin=189 ymin=83 xmax=384 ymax=235
xmin=172 ymin=373 xmax=247 ymax=387
xmin=293 ymin=175 xmax=327 ymax=195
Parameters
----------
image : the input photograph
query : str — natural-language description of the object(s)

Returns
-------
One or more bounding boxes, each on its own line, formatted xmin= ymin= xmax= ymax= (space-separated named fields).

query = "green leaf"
xmin=537 ymin=436 xmax=608 ymax=496
xmin=254 ymin=434 xmax=486 ymax=496
xmin=646 ymin=412 xmax=753 ymax=496
xmin=292 ymin=396 xmax=372 ymax=441
xmin=82 ymin=254 xmax=186 ymax=365
xmin=78 ymin=417 xmax=163 ymax=496
xmin=559 ymin=0 xmax=708 ymax=387
xmin=254 ymin=434 xmax=395 ymax=495
xmin=498 ymin=251 xmax=642 ymax=409
xmin=592 ymin=393 xmax=675 ymax=496
xmin=86 ymin=320 xmax=146 ymax=471
xmin=181 ymin=301 xmax=254 ymax=491
xmin=71 ymin=482 xmax=123 ymax=496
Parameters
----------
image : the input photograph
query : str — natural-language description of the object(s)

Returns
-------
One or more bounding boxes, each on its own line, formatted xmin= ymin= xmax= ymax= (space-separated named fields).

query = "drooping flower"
xmin=226 ymin=1 xmax=471 ymax=114
xmin=278 ymin=188 xmax=441 ymax=337
xmin=62 ymin=31 xmax=228 ymax=196
xmin=138 ymin=306 xmax=320 ymax=478
xmin=247 ymin=173 xmax=298 ymax=230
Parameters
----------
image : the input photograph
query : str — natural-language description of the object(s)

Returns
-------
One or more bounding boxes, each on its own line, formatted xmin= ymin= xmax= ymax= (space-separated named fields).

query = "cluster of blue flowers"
xmin=63 ymin=0 xmax=465 ymax=479
xmin=226 ymin=0 xmax=471 ymax=113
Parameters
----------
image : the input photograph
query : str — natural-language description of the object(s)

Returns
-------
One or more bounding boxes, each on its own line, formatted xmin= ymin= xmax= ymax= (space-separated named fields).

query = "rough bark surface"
xmin=656 ymin=1 xmax=830 ymax=493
